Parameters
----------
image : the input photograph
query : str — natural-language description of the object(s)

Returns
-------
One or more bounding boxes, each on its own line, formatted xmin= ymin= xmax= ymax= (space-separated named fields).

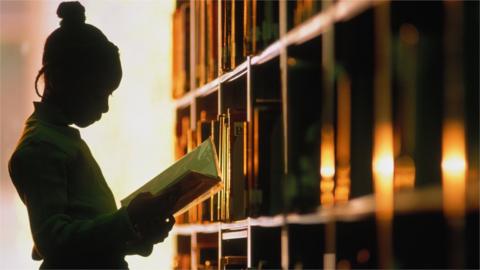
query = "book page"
xmin=121 ymin=138 xmax=221 ymax=210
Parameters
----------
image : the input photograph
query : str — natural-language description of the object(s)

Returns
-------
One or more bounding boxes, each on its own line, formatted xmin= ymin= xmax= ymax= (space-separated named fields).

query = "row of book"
xmin=172 ymin=0 xmax=281 ymax=99
xmin=174 ymin=103 xmax=282 ymax=224
xmin=288 ymin=0 xmax=323 ymax=30
xmin=173 ymin=1 xmax=478 ymax=222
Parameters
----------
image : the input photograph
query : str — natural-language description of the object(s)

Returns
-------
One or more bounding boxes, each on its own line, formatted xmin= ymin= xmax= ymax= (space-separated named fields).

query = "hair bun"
xmin=57 ymin=1 xmax=86 ymax=27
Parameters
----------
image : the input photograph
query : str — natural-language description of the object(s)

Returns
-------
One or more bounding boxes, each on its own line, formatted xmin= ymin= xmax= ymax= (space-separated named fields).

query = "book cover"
xmin=121 ymin=138 xmax=223 ymax=217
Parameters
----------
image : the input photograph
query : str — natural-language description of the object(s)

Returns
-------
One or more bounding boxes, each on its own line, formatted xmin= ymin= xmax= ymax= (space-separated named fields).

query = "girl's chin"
xmin=74 ymin=116 xmax=101 ymax=127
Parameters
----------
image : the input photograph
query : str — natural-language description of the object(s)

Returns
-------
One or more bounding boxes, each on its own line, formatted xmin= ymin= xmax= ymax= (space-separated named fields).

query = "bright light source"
xmin=442 ymin=156 xmax=466 ymax=176
xmin=442 ymin=120 xmax=466 ymax=219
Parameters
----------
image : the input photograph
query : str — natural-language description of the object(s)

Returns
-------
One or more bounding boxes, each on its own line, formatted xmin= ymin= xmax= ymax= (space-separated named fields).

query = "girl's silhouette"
xmin=8 ymin=2 xmax=175 ymax=269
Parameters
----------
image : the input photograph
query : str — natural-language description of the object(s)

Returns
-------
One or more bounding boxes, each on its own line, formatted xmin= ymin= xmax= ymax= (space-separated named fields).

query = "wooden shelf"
xmin=173 ymin=0 xmax=377 ymax=110
xmin=252 ymin=0 xmax=376 ymax=65
xmin=174 ymin=184 xmax=479 ymax=234
xmin=173 ymin=222 xmax=220 ymax=235
xmin=174 ymin=90 xmax=195 ymax=109
xmin=171 ymin=1 xmax=480 ymax=268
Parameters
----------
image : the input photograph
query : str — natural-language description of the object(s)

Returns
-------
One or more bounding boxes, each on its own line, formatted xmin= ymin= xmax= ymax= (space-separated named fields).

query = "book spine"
xmin=230 ymin=0 xmax=236 ymax=69
xmin=226 ymin=110 xmax=231 ymax=221
xmin=211 ymin=119 xmax=220 ymax=221
xmin=182 ymin=3 xmax=191 ymax=94
xmin=221 ymin=1 xmax=232 ymax=73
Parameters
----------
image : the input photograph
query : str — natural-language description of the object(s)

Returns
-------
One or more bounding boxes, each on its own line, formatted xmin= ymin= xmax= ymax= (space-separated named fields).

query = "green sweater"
xmin=9 ymin=102 xmax=150 ymax=269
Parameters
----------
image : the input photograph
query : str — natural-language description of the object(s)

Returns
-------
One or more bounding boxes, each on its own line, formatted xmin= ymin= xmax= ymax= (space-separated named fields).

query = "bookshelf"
xmin=171 ymin=0 xmax=479 ymax=269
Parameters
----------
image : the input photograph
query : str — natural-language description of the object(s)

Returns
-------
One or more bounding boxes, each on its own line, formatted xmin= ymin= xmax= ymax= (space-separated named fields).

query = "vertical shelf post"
xmin=218 ymin=225 xmax=222 ymax=270
xmin=320 ymin=1 xmax=337 ymax=269
xmin=279 ymin=1 xmax=289 ymax=270
xmin=191 ymin=232 xmax=198 ymax=270
xmin=373 ymin=2 xmax=393 ymax=268
xmin=247 ymin=218 xmax=252 ymax=268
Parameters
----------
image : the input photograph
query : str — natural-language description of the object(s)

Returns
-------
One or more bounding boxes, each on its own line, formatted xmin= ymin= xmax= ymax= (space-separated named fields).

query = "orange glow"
xmin=394 ymin=156 xmax=415 ymax=190
xmin=320 ymin=178 xmax=335 ymax=193
xmin=335 ymin=167 xmax=351 ymax=203
xmin=320 ymin=125 xmax=335 ymax=206
xmin=320 ymin=125 xmax=335 ymax=178
xmin=373 ymin=123 xmax=394 ymax=221
xmin=335 ymin=73 xmax=351 ymax=202
xmin=442 ymin=120 xmax=466 ymax=219
xmin=373 ymin=3 xmax=393 ymax=268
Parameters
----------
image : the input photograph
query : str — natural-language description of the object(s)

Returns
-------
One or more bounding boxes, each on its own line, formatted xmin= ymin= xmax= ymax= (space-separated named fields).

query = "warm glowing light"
xmin=320 ymin=178 xmax=335 ymax=193
xmin=321 ymin=167 xmax=335 ymax=178
xmin=335 ymin=167 xmax=350 ymax=203
xmin=442 ymin=156 xmax=466 ymax=174
xmin=335 ymin=72 xmax=351 ymax=203
xmin=442 ymin=121 xmax=466 ymax=219
xmin=373 ymin=154 xmax=394 ymax=178
xmin=321 ymin=192 xmax=335 ymax=206
xmin=320 ymin=125 xmax=335 ymax=206
xmin=373 ymin=123 xmax=394 ymax=221
xmin=373 ymin=3 xmax=393 ymax=268
xmin=320 ymin=125 xmax=335 ymax=178
xmin=394 ymin=156 xmax=415 ymax=190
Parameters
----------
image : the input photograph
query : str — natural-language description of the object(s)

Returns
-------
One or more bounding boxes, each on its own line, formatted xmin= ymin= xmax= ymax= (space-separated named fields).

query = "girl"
xmin=8 ymin=2 xmax=174 ymax=269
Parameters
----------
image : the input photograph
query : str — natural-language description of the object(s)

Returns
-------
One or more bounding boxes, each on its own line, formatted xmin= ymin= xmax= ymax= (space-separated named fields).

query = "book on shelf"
xmin=176 ymin=115 xmax=190 ymax=160
xmin=250 ymin=102 xmax=283 ymax=216
xmin=192 ymin=110 xmax=247 ymax=222
xmin=207 ymin=0 xmax=218 ymax=82
xmin=216 ymin=110 xmax=248 ymax=222
xmin=227 ymin=109 xmax=247 ymax=221
xmin=231 ymin=0 xmax=244 ymax=69
xmin=174 ymin=0 xmax=281 ymax=85
xmin=172 ymin=7 xmax=183 ymax=98
xmin=197 ymin=113 xmax=214 ymax=222
xmin=172 ymin=2 xmax=190 ymax=98
xmin=195 ymin=0 xmax=206 ymax=86
xmin=287 ymin=0 xmax=322 ymax=30
xmin=121 ymin=138 xmax=223 ymax=217
xmin=210 ymin=119 xmax=221 ymax=221
xmin=257 ymin=0 xmax=279 ymax=51
xmin=220 ymin=256 xmax=247 ymax=270
xmin=242 ymin=1 xmax=280 ymax=60
xmin=392 ymin=27 xmax=418 ymax=191
xmin=221 ymin=0 xmax=232 ymax=72
xmin=218 ymin=113 xmax=228 ymax=220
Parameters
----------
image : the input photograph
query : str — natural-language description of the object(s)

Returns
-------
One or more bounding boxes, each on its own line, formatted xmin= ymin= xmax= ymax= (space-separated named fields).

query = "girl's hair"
xmin=35 ymin=1 xmax=122 ymax=98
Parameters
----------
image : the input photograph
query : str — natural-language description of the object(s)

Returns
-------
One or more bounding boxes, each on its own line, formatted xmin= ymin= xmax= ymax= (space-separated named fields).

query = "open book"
xmin=121 ymin=137 xmax=223 ymax=216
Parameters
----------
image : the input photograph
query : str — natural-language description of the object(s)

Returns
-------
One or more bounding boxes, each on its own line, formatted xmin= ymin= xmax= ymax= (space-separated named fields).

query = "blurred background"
xmin=1 ymin=1 xmax=176 ymax=269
